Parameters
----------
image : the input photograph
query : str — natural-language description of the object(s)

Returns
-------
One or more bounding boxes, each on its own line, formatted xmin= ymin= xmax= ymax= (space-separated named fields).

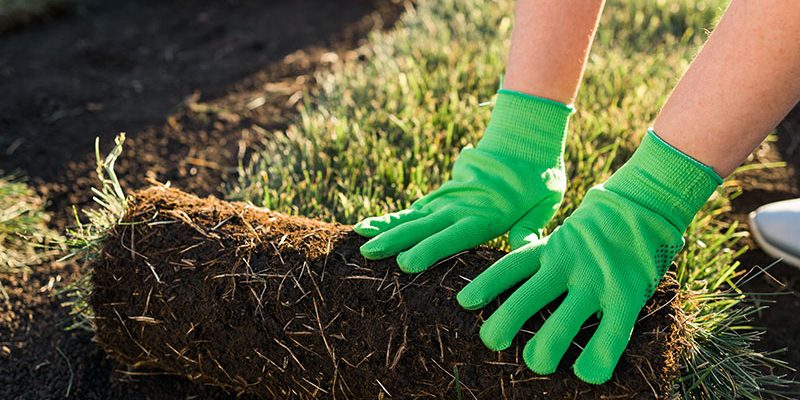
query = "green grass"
xmin=231 ymin=0 xmax=796 ymax=397
xmin=61 ymin=134 xmax=128 ymax=331
xmin=0 ymin=175 xmax=61 ymax=308
xmin=0 ymin=175 xmax=58 ymax=275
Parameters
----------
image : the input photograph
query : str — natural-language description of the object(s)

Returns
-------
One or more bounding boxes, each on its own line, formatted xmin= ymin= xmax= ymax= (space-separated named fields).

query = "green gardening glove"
xmin=457 ymin=129 xmax=722 ymax=384
xmin=354 ymin=90 xmax=574 ymax=273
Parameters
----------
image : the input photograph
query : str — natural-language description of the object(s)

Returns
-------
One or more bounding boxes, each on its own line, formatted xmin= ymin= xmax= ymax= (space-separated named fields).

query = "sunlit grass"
xmin=0 ymin=175 xmax=59 ymax=275
xmin=61 ymin=134 xmax=129 ymax=331
xmin=0 ymin=174 xmax=62 ymax=309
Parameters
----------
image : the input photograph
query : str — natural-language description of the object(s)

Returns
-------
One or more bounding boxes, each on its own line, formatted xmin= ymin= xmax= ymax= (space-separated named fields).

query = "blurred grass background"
xmin=231 ymin=0 xmax=796 ymax=397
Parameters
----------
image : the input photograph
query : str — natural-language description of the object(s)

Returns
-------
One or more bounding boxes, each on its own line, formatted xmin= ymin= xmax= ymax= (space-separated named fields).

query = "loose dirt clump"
xmin=91 ymin=186 xmax=684 ymax=399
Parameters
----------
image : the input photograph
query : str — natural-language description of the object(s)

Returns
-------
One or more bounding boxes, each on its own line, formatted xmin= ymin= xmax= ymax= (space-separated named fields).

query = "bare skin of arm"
xmin=503 ymin=0 xmax=605 ymax=104
xmin=653 ymin=0 xmax=800 ymax=177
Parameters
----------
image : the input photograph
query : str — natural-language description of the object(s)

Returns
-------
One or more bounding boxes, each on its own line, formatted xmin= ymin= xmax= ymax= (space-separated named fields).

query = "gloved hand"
xmin=354 ymin=90 xmax=574 ymax=273
xmin=457 ymin=129 xmax=722 ymax=384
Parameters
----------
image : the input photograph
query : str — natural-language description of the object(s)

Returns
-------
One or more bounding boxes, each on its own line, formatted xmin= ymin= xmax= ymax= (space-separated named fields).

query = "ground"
xmin=0 ymin=0 xmax=798 ymax=398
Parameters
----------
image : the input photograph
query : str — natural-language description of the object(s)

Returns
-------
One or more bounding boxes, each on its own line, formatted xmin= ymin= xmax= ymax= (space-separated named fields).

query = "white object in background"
xmin=749 ymin=198 xmax=800 ymax=269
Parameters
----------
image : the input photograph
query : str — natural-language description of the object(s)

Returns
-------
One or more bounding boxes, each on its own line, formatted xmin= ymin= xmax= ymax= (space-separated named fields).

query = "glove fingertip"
xmin=456 ymin=288 xmax=487 ymax=310
xmin=359 ymin=249 xmax=382 ymax=261
xmin=353 ymin=221 xmax=380 ymax=238
xmin=523 ymin=342 xmax=557 ymax=376
xmin=479 ymin=323 xmax=512 ymax=351
xmin=573 ymin=359 xmax=613 ymax=385
xmin=396 ymin=251 xmax=430 ymax=274
xmin=359 ymin=240 xmax=389 ymax=260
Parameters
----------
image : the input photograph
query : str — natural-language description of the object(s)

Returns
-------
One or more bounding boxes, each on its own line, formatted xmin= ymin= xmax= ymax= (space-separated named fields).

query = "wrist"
xmin=604 ymin=129 xmax=723 ymax=230
xmin=477 ymin=89 xmax=574 ymax=166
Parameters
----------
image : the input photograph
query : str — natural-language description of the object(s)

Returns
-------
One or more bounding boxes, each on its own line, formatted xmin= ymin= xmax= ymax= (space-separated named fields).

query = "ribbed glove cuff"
xmin=605 ymin=129 xmax=723 ymax=230
xmin=478 ymin=89 xmax=574 ymax=166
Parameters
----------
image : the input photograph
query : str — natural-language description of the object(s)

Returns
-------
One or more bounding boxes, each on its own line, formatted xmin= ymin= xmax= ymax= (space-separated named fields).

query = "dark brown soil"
xmin=91 ymin=185 xmax=684 ymax=399
xmin=0 ymin=0 xmax=402 ymax=225
xmin=0 ymin=0 xmax=73 ymax=33
xmin=0 ymin=1 xmax=403 ymax=398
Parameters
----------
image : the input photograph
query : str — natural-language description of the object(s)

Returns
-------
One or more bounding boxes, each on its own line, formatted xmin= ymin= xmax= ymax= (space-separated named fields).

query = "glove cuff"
xmin=605 ymin=129 xmax=723 ymax=230
xmin=478 ymin=89 xmax=574 ymax=166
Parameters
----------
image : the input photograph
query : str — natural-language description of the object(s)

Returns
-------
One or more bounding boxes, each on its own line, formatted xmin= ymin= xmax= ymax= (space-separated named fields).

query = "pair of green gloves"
xmin=354 ymin=90 xmax=722 ymax=384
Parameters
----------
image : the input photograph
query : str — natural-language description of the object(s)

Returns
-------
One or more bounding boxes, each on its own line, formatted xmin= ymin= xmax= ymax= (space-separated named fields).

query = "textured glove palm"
xmin=457 ymin=130 xmax=722 ymax=384
xmin=355 ymin=90 xmax=574 ymax=273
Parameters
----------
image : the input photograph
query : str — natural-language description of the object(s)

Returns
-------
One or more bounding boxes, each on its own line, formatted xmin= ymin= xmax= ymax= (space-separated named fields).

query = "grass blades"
xmin=0 ymin=174 xmax=62 ymax=314
xmin=678 ymin=287 xmax=795 ymax=399
xmin=232 ymin=0 xmax=796 ymax=397
xmin=61 ymin=133 xmax=129 ymax=330
xmin=230 ymin=0 xmax=508 ymax=223
xmin=0 ymin=175 xmax=59 ymax=275
xmin=675 ymin=184 xmax=797 ymax=398
xmin=63 ymin=133 xmax=128 ymax=256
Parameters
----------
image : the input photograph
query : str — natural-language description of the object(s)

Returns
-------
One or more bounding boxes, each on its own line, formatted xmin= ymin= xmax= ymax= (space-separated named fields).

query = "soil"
xmin=0 ymin=0 xmax=74 ymax=33
xmin=91 ymin=185 xmax=684 ymax=399
xmin=0 ymin=0 xmax=402 ymax=225
xmin=0 ymin=0 xmax=404 ymax=398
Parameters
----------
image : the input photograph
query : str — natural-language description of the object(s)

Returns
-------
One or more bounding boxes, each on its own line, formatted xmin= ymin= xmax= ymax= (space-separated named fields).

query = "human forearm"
xmin=653 ymin=0 xmax=800 ymax=177
xmin=503 ymin=0 xmax=605 ymax=104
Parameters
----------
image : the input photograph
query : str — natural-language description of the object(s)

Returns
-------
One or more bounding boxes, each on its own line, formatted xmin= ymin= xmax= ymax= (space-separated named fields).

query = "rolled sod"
xmin=90 ymin=186 xmax=684 ymax=399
